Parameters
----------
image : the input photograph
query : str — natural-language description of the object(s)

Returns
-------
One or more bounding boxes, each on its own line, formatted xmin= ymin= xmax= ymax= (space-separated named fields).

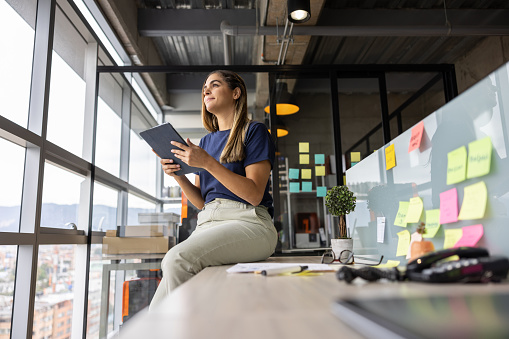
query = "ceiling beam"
xmin=139 ymin=8 xmax=509 ymax=37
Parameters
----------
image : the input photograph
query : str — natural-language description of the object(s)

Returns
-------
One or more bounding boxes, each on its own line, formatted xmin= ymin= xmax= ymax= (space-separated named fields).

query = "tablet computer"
xmin=140 ymin=122 xmax=203 ymax=176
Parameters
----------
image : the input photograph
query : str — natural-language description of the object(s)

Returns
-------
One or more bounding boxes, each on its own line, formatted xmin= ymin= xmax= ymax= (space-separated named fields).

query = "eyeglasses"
xmin=321 ymin=249 xmax=384 ymax=266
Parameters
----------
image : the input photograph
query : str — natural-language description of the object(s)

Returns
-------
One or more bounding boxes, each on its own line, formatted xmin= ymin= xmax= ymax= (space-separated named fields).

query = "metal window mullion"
xmin=0 ymin=233 xmax=36 ymax=246
xmin=12 ymin=1 xmax=56 ymax=338
xmin=378 ymin=73 xmax=391 ymax=144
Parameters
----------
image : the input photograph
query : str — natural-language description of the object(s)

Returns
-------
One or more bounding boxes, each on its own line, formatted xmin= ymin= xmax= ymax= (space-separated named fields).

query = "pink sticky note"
xmin=408 ymin=121 xmax=424 ymax=153
xmin=440 ymin=188 xmax=458 ymax=224
xmin=454 ymin=224 xmax=484 ymax=248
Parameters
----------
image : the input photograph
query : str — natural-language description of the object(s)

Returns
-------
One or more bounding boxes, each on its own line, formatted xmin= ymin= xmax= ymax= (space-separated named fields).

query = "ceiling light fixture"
xmin=288 ymin=0 xmax=311 ymax=24
xmin=264 ymin=82 xmax=299 ymax=116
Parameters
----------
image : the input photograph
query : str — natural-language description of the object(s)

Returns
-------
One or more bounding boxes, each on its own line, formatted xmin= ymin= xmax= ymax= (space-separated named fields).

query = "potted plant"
xmin=325 ymin=185 xmax=357 ymax=262
xmin=409 ymin=222 xmax=435 ymax=261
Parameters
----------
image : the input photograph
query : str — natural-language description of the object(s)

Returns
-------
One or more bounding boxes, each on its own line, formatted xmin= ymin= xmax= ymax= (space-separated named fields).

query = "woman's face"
xmin=203 ymin=73 xmax=239 ymax=115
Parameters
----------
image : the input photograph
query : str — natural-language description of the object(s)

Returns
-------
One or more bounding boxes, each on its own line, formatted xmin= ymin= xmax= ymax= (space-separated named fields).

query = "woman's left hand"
xmin=171 ymin=138 xmax=211 ymax=169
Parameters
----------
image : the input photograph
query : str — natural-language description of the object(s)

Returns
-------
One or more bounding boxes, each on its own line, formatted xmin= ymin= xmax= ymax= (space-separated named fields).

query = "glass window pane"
xmin=127 ymin=194 xmax=156 ymax=225
xmin=86 ymin=244 xmax=102 ymax=338
xmin=0 ymin=0 xmax=36 ymax=128
xmin=92 ymin=182 xmax=118 ymax=232
xmin=0 ymin=245 xmax=17 ymax=337
xmin=0 ymin=138 xmax=25 ymax=233
xmin=47 ymin=5 xmax=88 ymax=159
xmin=129 ymin=90 xmax=157 ymax=196
xmin=40 ymin=163 xmax=85 ymax=229
xmin=95 ymin=98 xmax=121 ymax=176
xmin=34 ymin=245 xmax=75 ymax=338
xmin=275 ymin=76 xmax=336 ymax=250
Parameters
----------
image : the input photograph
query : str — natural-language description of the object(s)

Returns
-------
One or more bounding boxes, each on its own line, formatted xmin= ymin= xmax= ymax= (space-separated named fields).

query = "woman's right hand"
xmin=161 ymin=158 xmax=182 ymax=177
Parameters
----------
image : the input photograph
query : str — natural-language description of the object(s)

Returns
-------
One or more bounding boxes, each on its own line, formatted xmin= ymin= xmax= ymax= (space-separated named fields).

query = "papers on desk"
xmin=226 ymin=262 xmax=333 ymax=273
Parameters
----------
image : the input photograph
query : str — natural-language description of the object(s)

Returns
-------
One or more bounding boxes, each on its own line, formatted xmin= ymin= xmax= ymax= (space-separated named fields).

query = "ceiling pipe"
xmin=220 ymin=21 xmax=509 ymax=36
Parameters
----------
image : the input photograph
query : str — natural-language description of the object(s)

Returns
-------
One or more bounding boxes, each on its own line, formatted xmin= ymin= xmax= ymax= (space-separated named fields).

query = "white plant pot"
xmin=331 ymin=238 xmax=353 ymax=263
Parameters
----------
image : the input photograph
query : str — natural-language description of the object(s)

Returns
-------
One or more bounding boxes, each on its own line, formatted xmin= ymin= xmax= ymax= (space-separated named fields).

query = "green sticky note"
xmin=394 ymin=201 xmax=409 ymax=227
xmin=288 ymin=168 xmax=299 ymax=180
xmin=289 ymin=182 xmax=300 ymax=193
xmin=405 ymin=197 xmax=423 ymax=224
xmin=466 ymin=136 xmax=492 ymax=179
xmin=301 ymin=169 xmax=312 ymax=179
xmin=447 ymin=146 xmax=467 ymax=185
xmin=299 ymin=154 xmax=310 ymax=164
xmin=315 ymin=154 xmax=325 ymax=164
xmin=444 ymin=228 xmax=463 ymax=249
xmin=458 ymin=181 xmax=488 ymax=220
xmin=302 ymin=181 xmax=313 ymax=192
xmin=317 ymin=186 xmax=327 ymax=197
xmin=423 ymin=209 xmax=441 ymax=238
xmin=396 ymin=230 xmax=411 ymax=256
xmin=299 ymin=142 xmax=309 ymax=153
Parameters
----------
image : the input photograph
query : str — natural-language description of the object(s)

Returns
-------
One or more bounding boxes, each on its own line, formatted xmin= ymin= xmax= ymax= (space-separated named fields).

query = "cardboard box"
xmin=102 ymin=236 xmax=170 ymax=255
xmin=138 ymin=213 xmax=180 ymax=224
xmin=118 ymin=225 xmax=171 ymax=237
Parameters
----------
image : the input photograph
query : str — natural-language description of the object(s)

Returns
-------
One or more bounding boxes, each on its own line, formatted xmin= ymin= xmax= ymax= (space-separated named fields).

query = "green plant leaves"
xmin=325 ymin=185 xmax=356 ymax=216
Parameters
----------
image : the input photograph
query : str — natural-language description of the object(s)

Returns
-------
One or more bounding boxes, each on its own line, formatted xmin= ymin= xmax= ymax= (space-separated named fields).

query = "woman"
xmin=149 ymin=70 xmax=278 ymax=309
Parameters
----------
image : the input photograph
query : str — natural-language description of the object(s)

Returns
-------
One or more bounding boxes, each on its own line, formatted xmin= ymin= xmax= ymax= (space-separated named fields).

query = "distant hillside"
xmin=0 ymin=204 xmax=181 ymax=232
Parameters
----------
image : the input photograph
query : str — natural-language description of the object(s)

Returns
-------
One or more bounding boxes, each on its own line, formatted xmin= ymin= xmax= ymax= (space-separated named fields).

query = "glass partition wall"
xmin=0 ymin=0 xmax=458 ymax=336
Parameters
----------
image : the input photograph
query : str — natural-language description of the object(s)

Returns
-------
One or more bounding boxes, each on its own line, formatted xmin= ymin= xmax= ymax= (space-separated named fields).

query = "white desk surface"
xmin=119 ymin=256 xmax=509 ymax=339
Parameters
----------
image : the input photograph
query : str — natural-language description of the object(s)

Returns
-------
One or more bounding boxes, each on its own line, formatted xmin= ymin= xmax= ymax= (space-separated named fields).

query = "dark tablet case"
xmin=139 ymin=122 xmax=203 ymax=176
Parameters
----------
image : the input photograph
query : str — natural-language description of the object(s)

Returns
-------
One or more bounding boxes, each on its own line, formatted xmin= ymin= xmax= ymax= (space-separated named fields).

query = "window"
xmin=129 ymin=93 xmax=157 ymax=196
xmin=40 ymin=163 xmax=85 ymax=229
xmin=34 ymin=245 xmax=75 ymax=338
xmin=46 ymin=5 xmax=88 ymax=159
xmin=95 ymin=97 xmax=121 ymax=176
xmin=127 ymin=194 xmax=156 ymax=225
xmin=0 ymin=246 xmax=17 ymax=336
xmin=0 ymin=0 xmax=36 ymax=128
xmin=92 ymin=182 xmax=118 ymax=232
xmin=0 ymin=138 xmax=25 ymax=233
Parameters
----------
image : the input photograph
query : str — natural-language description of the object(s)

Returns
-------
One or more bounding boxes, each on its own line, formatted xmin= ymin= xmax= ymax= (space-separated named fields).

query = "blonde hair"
xmin=201 ymin=70 xmax=250 ymax=163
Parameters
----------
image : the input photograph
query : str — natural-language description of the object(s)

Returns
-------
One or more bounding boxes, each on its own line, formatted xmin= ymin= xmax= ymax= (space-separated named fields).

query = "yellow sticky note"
xmin=444 ymin=228 xmax=463 ymax=249
xmin=385 ymin=144 xmax=396 ymax=170
xmin=394 ymin=201 xmax=409 ymax=227
xmin=396 ymin=230 xmax=411 ymax=256
xmin=301 ymin=169 xmax=312 ymax=179
xmin=447 ymin=146 xmax=467 ymax=185
xmin=467 ymin=136 xmax=492 ymax=179
xmin=423 ymin=209 xmax=441 ymax=238
xmin=405 ymin=197 xmax=424 ymax=224
xmin=458 ymin=181 xmax=488 ymax=220
xmin=351 ymin=152 xmax=361 ymax=162
xmin=375 ymin=260 xmax=401 ymax=268
xmin=299 ymin=142 xmax=309 ymax=153
xmin=315 ymin=166 xmax=326 ymax=176
xmin=299 ymin=154 xmax=309 ymax=164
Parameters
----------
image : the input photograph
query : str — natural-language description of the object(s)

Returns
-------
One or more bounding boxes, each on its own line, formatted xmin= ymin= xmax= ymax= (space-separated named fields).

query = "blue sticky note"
xmin=317 ymin=186 xmax=327 ymax=197
xmin=302 ymin=181 xmax=313 ymax=192
xmin=315 ymin=154 xmax=325 ymax=165
xmin=288 ymin=168 xmax=299 ymax=180
xmin=289 ymin=182 xmax=300 ymax=193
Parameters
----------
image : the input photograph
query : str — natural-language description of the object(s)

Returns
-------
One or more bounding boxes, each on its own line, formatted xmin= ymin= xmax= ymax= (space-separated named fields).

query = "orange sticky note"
xmin=385 ymin=144 xmax=396 ymax=170
xmin=408 ymin=121 xmax=424 ymax=153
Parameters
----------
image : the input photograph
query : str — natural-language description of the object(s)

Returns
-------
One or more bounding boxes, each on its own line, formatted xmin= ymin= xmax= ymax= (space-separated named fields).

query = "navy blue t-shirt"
xmin=198 ymin=121 xmax=275 ymax=217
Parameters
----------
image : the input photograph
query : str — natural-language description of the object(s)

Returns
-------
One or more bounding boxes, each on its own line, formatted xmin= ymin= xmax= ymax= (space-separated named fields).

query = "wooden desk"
xmin=118 ymin=256 xmax=509 ymax=339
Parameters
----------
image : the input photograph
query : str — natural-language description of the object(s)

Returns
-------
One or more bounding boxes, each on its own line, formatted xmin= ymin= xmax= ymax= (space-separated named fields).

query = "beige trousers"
xmin=149 ymin=198 xmax=278 ymax=310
